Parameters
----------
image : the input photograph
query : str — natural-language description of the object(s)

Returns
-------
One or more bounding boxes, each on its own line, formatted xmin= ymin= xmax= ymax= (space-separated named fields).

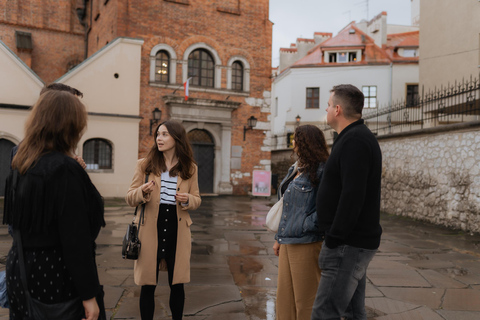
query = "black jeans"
xmin=140 ymin=204 xmax=184 ymax=320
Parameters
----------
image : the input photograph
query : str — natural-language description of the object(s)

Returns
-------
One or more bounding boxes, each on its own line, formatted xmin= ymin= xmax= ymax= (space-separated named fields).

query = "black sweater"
xmin=316 ymin=119 xmax=382 ymax=249
xmin=3 ymin=152 xmax=105 ymax=300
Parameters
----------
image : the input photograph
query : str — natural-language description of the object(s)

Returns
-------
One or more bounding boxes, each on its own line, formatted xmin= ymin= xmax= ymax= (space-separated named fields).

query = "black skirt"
xmin=157 ymin=204 xmax=178 ymax=260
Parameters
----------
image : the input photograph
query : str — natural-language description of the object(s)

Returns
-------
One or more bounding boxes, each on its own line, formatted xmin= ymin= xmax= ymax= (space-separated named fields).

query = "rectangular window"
xmin=362 ymin=86 xmax=377 ymax=109
xmin=328 ymin=52 xmax=357 ymax=63
xmin=406 ymin=84 xmax=419 ymax=108
xmin=306 ymin=88 xmax=319 ymax=109
xmin=337 ymin=52 xmax=348 ymax=63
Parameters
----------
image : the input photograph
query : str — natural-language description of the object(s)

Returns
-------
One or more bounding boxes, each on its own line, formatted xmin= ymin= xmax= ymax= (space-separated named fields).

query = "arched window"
xmin=188 ymin=49 xmax=214 ymax=87
xmin=155 ymin=50 xmax=170 ymax=83
xmin=231 ymin=61 xmax=243 ymax=91
xmin=83 ymin=139 xmax=112 ymax=170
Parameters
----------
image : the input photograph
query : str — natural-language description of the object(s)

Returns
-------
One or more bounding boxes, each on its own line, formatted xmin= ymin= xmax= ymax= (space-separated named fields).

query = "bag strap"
xmin=135 ymin=174 xmax=149 ymax=236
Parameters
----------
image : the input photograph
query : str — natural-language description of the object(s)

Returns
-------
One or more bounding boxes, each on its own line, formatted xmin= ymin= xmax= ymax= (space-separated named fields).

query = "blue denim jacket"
xmin=276 ymin=162 xmax=325 ymax=244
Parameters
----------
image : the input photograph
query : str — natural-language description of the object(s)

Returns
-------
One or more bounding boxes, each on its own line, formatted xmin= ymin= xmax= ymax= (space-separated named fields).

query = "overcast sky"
xmin=269 ymin=0 xmax=413 ymax=67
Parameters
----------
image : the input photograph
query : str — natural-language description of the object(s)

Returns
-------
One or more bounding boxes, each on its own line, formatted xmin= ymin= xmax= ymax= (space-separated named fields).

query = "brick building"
xmin=0 ymin=0 xmax=273 ymax=196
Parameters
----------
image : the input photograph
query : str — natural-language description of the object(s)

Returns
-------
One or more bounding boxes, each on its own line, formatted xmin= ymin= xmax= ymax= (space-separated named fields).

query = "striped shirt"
xmin=160 ymin=171 xmax=178 ymax=205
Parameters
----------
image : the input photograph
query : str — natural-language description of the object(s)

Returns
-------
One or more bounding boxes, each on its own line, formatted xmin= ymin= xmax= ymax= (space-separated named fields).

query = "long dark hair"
xmin=293 ymin=125 xmax=329 ymax=186
xmin=142 ymin=120 xmax=196 ymax=180
xmin=12 ymin=90 xmax=87 ymax=174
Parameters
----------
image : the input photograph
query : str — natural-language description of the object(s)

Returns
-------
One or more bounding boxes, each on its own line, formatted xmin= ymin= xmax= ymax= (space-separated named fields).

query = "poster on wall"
xmin=252 ymin=170 xmax=271 ymax=196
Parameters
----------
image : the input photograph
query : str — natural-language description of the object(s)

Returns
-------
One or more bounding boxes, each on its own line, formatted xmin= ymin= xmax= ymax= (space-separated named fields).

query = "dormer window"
xmin=401 ymin=49 xmax=417 ymax=57
xmin=328 ymin=52 xmax=357 ymax=63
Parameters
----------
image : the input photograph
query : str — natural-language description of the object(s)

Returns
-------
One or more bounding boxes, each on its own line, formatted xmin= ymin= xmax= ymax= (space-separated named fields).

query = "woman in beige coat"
xmin=126 ymin=120 xmax=201 ymax=320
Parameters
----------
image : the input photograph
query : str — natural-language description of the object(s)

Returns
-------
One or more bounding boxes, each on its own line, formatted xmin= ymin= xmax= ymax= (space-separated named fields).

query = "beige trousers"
xmin=276 ymin=241 xmax=323 ymax=320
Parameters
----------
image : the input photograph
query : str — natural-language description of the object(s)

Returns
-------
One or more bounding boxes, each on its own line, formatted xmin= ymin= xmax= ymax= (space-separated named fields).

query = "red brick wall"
xmin=0 ymin=0 xmax=85 ymax=83
xmin=94 ymin=0 xmax=273 ymax=194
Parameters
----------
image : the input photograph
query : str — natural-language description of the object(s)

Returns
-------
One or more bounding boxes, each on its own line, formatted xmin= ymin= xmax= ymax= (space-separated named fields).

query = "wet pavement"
xmin=1 ymin=196 xmax=480 ymax=319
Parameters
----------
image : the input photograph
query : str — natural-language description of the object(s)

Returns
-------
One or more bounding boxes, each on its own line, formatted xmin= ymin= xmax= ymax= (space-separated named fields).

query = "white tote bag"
xmin=265 ymin=197 xmax=283 ymax=232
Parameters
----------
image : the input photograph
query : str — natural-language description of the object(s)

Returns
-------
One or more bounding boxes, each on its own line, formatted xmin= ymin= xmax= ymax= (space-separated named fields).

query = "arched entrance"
xmin=0 ymin=139 xmax=16 ymax=196
xmin=188 ymin=129 xmax=214 ymax=194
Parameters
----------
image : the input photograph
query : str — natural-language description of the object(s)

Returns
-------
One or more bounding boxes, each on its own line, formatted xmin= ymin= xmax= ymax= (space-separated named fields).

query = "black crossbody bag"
xmin=122 ymin=174 xmax=149 ymax=260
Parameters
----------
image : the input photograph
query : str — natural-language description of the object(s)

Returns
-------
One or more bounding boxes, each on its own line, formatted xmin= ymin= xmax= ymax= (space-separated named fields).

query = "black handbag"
xmin=122 ymin=174 xmax=149 ymax=260
xmin=13 ymin=229 xmax=84 ymax=320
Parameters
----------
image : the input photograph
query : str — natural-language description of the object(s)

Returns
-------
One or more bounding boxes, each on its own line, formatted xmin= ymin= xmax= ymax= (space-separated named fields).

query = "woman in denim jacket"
xmin=273 ymin=125 xmax=329 ymax=320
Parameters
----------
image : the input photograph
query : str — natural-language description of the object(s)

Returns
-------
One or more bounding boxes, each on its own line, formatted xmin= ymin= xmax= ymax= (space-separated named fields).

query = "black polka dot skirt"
xmin=157 ymin=204 xmax=178 ymax=260
xmin=6 ymin=244 xmax=78 ymax=320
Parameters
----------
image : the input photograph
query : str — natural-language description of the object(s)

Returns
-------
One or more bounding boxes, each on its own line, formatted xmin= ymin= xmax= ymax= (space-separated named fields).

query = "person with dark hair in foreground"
xmin=311 ymin=84 xmax=382 ymax=320
xmin=3 ymin=90 xmax=105 ymax=320
xmin=273 ymin=124 xmax=329 ymax=320
xmin=126 ymin=120 xmax=201 ymax=320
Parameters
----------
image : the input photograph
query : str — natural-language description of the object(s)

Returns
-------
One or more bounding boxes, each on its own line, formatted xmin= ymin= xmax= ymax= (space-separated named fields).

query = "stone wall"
xmin=379 ymin=122 xmax=480 ymax=233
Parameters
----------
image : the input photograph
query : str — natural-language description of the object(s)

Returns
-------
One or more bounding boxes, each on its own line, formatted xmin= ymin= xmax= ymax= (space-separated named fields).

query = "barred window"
xmin=232 ymin=61 xmax=243 ymax=91
xmin=406 ymin=84 xmax=419 ymax=108
xmin=188 ymin=49 xmax=214 ymax=87
xmin=155 ymin=51 xmax=170 ymax=83
xmin=83 ymin=139 xmax=112 ymax=170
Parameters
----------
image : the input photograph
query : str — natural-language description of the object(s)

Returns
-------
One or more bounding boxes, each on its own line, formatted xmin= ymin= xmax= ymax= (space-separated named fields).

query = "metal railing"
xmin=319 ymin=74 xmax=480 ymax=144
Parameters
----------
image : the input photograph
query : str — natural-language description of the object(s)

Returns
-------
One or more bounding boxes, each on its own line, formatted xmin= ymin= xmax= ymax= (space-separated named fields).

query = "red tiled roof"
xmin=385 ymin=31 xmax=419 ymax=63
xmin=387 ymin=31 xmax=419 ymax=48
xmin=291 ymin=23 xmax=390 ymax=68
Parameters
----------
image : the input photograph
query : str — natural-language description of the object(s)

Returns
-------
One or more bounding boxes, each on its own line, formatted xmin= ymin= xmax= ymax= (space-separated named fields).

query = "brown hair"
xmin=40 ymin=83 xmax=83 ymax=98
xmin=142 ymin=120 xmax=196 ymax=180
xmin=330 ymin=84 xmax=364 ymax=119
xmin=12 ymin=90 xmax=88 ymax=174
xmin=293 ymin=125 xmax=329 ymax=186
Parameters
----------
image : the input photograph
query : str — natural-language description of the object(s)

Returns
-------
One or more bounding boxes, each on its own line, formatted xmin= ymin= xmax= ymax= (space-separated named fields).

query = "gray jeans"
xmin=311 ymin=244 xmax=377 ymax=320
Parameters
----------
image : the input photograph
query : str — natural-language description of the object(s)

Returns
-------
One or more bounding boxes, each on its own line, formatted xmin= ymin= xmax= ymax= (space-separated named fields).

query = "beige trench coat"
xmin=125 ymin=159 xmax=201 ymax=285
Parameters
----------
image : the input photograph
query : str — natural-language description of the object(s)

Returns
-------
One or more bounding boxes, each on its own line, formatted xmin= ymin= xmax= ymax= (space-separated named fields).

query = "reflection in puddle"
xmin=266 ymin=292 xmax=275 ymax=320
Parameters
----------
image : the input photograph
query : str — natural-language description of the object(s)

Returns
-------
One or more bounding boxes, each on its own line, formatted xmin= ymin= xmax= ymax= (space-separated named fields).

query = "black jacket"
xmin=316 ymin=119 xmax=382 ymax=249
xmin=3 ymin=151 xmax=105 ymax=300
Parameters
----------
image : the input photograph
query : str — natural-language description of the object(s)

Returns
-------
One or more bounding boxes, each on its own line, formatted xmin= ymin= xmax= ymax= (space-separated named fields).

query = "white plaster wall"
xmin=419 ymin=1 xmax=480 ymax=89
xmin=0 ymin=109 xmax=27 ymax=144
xmin=58 ymin=38 xmax=143 ymax=116
xmin=380 ymin=127 xmax=480 ymax=232
xmin=79 ymin=115 xmax=140 ymax=198
xmin=272 ymin=65 xmax=391 ymax=142
xmin=0 ymin=41 xmax=43 ymax=105
xmin=391 ymin=64 xmax=419 ymax=102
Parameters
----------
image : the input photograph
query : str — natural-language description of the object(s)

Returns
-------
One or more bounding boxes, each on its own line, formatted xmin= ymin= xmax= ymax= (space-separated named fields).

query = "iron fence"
xmin=319 ymin=74 xmax=480 ymax=144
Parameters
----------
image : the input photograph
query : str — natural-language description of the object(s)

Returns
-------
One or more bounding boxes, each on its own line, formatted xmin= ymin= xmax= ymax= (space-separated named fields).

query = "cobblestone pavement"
xmin=1 ymin=196 xmax=480 ymax=319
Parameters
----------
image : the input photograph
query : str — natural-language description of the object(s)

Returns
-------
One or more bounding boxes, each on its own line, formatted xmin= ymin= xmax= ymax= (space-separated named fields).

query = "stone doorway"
xmin=188 ymin=129 xmax=215 ymax=194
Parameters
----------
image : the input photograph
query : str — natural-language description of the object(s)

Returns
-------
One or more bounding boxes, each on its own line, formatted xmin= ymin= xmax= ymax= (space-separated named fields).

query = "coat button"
xmin=287 ymin=190 xmax=290 ymax=192
xmin=165 ymin=219 xmax=168 ymax=222
xmin=164 ymin=229 xmax=166 ymax=232
xmin=166 ymin=209 xmax=169 ymax=212
xmin=302 ymin=187 xmax=305 ymax=190
xmin=179 ymin=218 xmax=182 ymax=221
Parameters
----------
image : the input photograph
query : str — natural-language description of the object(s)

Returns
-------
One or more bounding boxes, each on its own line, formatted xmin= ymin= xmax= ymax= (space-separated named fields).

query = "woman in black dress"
xmin=3 ymin=90 xmax=105 ymax=320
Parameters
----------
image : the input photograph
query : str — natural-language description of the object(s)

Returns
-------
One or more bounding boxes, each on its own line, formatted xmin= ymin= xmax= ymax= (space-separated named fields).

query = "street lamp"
xmin=295 ymin=114 xmax=301 ymax=124
xmin=243 ymin=115 xmax=258 ymax=141
xmin=149 ymin=107 xmax=162 ymax=135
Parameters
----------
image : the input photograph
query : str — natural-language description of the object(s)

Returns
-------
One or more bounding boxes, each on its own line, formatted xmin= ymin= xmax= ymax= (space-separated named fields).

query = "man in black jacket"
xmin=311 ymin=84 xmax=382 ymax=320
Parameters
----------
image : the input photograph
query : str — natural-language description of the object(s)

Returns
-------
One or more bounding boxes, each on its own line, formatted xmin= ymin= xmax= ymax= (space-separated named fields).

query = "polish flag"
xmin=183 ymin=78 xmax=189 ymax=101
